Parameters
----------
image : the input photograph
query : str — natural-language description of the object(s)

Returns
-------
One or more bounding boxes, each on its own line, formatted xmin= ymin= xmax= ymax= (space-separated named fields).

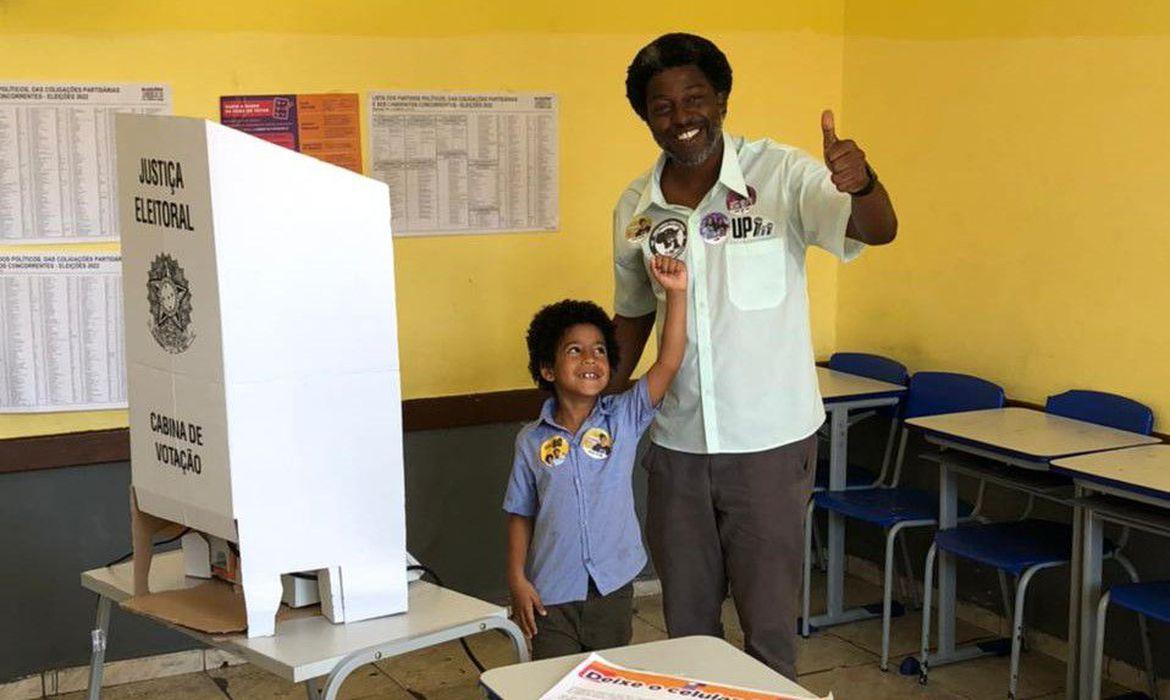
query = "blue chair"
xmin=920 ymin=390 xmax=1154 ymax=700
xmin=814 ymin=353 xmax=910 ymax=491
xmin=802 ymin=371 xmax=1006 ymax=670
xmin=1093 ymin=580 xmax=1168 ymax=699
xmin=808 ymin=353 xmax=909 ymax=571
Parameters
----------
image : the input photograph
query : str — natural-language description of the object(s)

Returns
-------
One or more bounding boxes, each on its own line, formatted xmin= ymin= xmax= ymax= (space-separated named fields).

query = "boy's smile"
xmin=541 ymin=323 xmax=611 ymax=404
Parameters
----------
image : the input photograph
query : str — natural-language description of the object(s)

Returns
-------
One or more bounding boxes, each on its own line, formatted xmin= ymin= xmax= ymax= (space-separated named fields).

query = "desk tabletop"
xmin=905 ymin=407 xmax=1158 ymax=460
xmin=817 ymin=367 xmax=905 ymax=402
xmin=480 ymin=636 xmax=816 ymax=700
xmin=82 ymin=551 xmax=508 ymax=682
xmin=1052 ymin=444 xmax=1170 ymax=500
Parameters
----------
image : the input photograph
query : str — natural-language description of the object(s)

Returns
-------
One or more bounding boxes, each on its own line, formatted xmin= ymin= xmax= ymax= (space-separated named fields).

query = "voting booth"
xmin=115 ymin=114 xmax=406 ymax=637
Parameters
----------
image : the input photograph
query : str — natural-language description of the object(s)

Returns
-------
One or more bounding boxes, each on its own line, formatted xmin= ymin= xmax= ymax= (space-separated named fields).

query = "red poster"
xmin=219 ymin=93 xmax=361 ymax=173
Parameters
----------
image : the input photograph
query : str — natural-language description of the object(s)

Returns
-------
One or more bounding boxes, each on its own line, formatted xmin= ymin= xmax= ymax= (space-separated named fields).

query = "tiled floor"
xmin=58 ymin=573 xmax=1126 ymax=700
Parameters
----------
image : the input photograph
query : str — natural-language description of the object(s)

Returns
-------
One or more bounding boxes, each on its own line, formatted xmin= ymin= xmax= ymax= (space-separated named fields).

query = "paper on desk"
xmin=538 ymin=654 xmax=831 ymax=700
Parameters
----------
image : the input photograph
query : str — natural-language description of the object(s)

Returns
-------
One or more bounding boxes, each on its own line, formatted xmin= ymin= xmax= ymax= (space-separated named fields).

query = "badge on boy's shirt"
xmin=581 ymin=428 xmax=613 ymax=459
xmin=539 ymin=435 xmax=568 ymax=467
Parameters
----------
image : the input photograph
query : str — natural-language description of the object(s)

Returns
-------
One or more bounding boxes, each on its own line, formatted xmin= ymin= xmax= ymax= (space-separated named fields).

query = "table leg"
xmin=319 ymin=618 xmax=530 ymax=700
xmin=86 ymin=596 xmax=112 ymax=700
xmin=1065 ymin=485 xmax=1085 ymax=700
xmin=808 ymin=406 xmax=888 ymax=630
xmin=826 ymin=407 xmax=848 ymax=619
xmin=1076 ymin=503 xmax=1105 ymax=699
xmin=498 ymin=618 xmax=530 ymax=663
xmin=936 ymin=461 xmax=958 ymax=657
xmin=304 ymin=676 xmax=323 ymax=699
xmin=911 ymin=459 xmax=1009 ymax=675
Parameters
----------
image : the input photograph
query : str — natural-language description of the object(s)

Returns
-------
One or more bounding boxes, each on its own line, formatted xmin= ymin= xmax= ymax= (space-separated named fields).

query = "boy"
xmin=503 ymin=254 xmax=687 ymax=658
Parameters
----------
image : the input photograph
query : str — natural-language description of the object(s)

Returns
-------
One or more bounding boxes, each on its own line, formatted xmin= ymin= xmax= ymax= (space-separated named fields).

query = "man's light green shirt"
xmin=613 ymin=134 xmax=862 ymax=454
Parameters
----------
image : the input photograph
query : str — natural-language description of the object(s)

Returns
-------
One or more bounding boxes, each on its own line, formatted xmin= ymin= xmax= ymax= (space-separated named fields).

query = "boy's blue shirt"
xmin=503 ymin=376 xmax=655 ymax=605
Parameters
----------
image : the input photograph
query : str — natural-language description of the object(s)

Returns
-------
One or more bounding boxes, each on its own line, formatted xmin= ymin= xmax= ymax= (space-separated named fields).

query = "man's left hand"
xmin=821 ymin=109 xmax=872 ymax=195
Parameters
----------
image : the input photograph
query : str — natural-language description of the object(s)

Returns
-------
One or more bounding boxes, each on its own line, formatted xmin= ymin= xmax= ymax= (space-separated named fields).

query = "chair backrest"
xmin=1045 ymin=390 xmax=1154 ymax=435
xmin=903 ymin=371 xmax=1005 ymax=419
xmin=828 ymin=352 xmax=909 ymax=387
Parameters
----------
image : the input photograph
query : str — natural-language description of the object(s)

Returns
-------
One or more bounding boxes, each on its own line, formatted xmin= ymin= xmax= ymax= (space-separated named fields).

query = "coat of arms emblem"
xmin=147 ymin=253 xmax=195 ymax=353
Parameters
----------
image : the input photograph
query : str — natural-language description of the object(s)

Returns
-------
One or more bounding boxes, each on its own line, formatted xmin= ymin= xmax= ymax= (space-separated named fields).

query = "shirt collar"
xmin=628 ymin=157 xmax=665 ymax=220
xmin=631 ymin=132 xmax=746 ymax=219
xmin=716 ymin=132 xmax=749 ymax=198
xmin=537 ymin=394 xmax=613 ymax=433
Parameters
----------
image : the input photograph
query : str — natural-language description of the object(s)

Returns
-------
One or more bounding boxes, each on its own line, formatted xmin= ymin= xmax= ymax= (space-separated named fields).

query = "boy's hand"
xmin=650 ymin=255 xmax=688 ymax=292
xmin=508 ymin=577 xmax=546 ymax=638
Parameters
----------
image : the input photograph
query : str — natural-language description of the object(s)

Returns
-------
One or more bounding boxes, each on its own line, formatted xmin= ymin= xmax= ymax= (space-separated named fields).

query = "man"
xmin=609 ymin=33 xmax=897 ymax=679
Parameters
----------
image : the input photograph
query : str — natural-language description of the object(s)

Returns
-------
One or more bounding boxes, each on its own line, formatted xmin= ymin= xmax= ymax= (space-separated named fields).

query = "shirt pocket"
xmin=725 ymin=237 xmax=787 ymax=310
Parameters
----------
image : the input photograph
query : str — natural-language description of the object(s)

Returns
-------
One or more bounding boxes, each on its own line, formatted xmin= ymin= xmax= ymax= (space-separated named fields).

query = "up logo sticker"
xmin=539 ymin=436 xmax=568 ymax=467
xmin=581 ymin=428 xmax=613 ymax=460
xmin=730 ymin=216 xmax=775 ymax=240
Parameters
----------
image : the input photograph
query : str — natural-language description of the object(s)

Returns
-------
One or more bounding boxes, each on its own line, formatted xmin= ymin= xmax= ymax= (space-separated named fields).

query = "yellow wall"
xmin=8 ymin=2 xmax=1170 ymax=437
xmin=837 ymin=1 xmax=1170 ymax=426
xmin=0 ymin=1 xmax=846 ymax=438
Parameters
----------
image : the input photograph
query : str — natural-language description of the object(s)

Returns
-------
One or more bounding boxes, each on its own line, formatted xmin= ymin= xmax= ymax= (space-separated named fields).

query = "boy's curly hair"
xmin=526 ymin=300 xmax=621 ymax=393
xmin=625 ymin=33 xmax=733 ymax=122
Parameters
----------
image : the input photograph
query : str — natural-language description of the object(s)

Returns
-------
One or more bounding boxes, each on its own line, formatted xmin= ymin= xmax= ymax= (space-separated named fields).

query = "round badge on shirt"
xmin=700 ymin=211 xmax=730 ymax=245
xmin=726 ymin=185 xmax=758 ymax=215
xmin=625 ymin=216 xmax=652 ymax=242
xmin=649 ymin=218 xmax=687 ymax=258
xmin=581 ymin=428 xmax=613 ymax=459
xmin=539 ymin=435 xmax=568 ymax=467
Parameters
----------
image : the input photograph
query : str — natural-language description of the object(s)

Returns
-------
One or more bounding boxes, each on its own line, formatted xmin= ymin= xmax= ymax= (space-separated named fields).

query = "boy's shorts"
xmin=532 ymin=579 xmax=634 ymax=659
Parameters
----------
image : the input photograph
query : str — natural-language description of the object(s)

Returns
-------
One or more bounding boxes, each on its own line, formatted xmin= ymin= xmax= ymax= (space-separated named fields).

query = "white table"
xmin=810 ymin=367 xmax=906 ymax=629
xmin=905 ymin=408 xmax=1157 ymax=684
xmin=81 ymin=551 xmax=528 ymax=699
xmin=479 ymin=636 xmax=818 ymax=700
xmin=1051 ymin=444 xmax=1170 ymax=700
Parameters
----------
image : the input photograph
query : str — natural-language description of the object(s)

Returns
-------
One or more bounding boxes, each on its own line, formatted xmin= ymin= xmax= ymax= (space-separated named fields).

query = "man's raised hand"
xmin=822 ymin=109 xmax=872 ymax=195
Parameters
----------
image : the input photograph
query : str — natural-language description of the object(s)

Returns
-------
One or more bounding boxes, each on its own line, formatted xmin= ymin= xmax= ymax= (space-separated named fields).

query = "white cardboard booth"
xmin=116 ymin=113 xmax=406 ymax=637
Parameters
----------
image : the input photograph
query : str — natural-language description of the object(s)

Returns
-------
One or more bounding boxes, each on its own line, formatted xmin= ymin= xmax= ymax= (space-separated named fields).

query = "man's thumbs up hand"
xmin=821 ymin=109 xmax=874 ymax=195
xmin=821 ymin=109 xmax=838 ymax=149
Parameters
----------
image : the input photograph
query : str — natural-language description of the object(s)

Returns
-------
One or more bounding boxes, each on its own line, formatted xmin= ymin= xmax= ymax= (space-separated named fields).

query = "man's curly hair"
xmin=625 ymin=33 xmax=733 ymax=122
xmin=526 ymin=300 xmax=620 ymax=393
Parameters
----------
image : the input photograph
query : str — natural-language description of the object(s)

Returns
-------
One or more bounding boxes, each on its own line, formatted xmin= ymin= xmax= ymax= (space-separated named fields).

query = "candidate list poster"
xmin=0 ymin=83 xmax=171 ymax=243
xmin=0 ymin=252 xmax=126 ymax=412
xmin=368 ymin=92 xmax=558 ymax=236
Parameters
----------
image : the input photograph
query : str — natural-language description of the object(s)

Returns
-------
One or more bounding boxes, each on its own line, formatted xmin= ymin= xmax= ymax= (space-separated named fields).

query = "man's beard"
xmin=659 ymin=122 xmax=723 ymax=168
